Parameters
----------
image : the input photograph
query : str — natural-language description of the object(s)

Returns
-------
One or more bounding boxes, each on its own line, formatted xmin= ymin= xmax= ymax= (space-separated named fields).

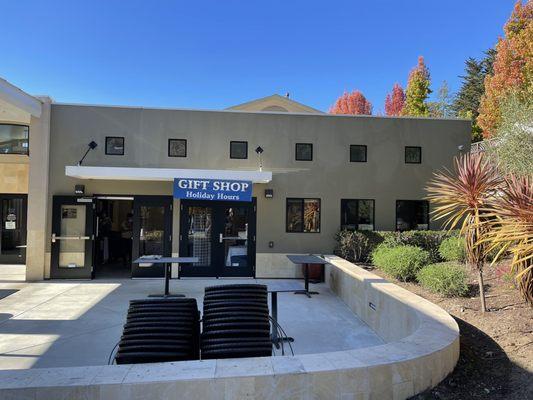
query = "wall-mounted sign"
xmin=173 ymin=178 xmax=252 ymax=202
xmin=5 ymin=221 xmax=16 ymax=230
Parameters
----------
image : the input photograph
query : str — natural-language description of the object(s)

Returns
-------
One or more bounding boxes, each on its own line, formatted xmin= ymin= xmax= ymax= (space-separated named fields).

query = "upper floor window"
xmin=0 ymin=124 xmax=29 ymax=155
xmin=230 ymin=141 xmax=248 ymax=159
xmin=105 ymin=136 xmax=124 ymax=155
xmin=286 ymin=198 xmax=320 ymax=233
xmin=405 ymin=146 xmax=421 ymax=164
xmin=168 ymin=139 xmax=187 ymax=157
xmin=341 ymin=199 xmax=374 ymax=230
xmin=350 ymin=145 xmax=367 ymax=162
xmin=396 ymin=200 xmax=429 ymax=231
xmin=295 ymin=143 xmax=313 ymax=161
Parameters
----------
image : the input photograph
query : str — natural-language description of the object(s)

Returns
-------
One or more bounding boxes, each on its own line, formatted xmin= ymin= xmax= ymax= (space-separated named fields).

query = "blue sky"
xmin=1 ymin=0 xmax=513 ymax=113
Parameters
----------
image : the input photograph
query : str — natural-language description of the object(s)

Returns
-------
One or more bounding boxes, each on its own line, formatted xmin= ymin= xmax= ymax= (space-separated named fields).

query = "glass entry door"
xmin=131 ymin=196 xmax=172 ymax=278
xmin=0 ymin=194 xmax=27 ymax=264
xmin=179 ymin=199 xmax=256 ymax=278
xmin=50 ymin=196 xmax=94 ymax=279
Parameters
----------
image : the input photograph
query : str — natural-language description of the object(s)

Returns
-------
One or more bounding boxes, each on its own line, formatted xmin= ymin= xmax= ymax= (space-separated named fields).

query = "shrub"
xmin=417 ymin=262 xmax=469 ymax=297
xmin=334 ymin=230 xmax=382 ymax=263
xmin=439 ymin=236 xmax=466 ymax=262
xmin=372 ymin=245 xmax=430 ymax=281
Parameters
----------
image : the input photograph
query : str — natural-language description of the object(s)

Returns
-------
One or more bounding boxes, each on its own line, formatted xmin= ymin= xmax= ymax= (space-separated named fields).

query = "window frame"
xmin=295 ymin=143 xmax=313 ymax=161
xmin=0 ymin=123 xmax=30 ymax=156
xmin=105 ymin=136 xmax=125 ymax=156
xmin=285 ymin=197 xmax=321 ymax=233
xmin=340 ymin=199 xmax=375 ymax=231
xmin=405 ymin=146 xmax=422 ymax=164
xmin=230 ymin=141 xmax=248 ymax=159
xmin=349 ymin=145 xmax=367 ymax=163
xmin=395 ymin=200 xmax=430 ymax=231
xmin=168 ymin=138 xmax=187 ymax=158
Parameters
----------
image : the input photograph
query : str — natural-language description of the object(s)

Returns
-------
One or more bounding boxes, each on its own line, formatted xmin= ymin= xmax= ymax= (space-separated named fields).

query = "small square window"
xmin=168 ymin=139 xmax=187 ymax=157
xmin=295 ymin=143 xmax=313 ymax=161
xmin=350 ymin=145 xmax=367 ymax=162
xmin=405 ymin=146 xmax=421 ymax=164
xmin=230 ymin=141 xmax=248 ymax=159
xmin=105 ymin=137 xmax=124 ymax=155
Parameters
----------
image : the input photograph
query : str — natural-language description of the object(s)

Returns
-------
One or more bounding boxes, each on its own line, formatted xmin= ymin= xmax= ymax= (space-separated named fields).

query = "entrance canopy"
xmin=65 ymin=166 xmax=272 ymax=183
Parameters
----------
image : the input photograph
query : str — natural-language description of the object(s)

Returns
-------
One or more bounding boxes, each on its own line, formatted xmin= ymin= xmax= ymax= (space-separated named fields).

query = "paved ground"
xmin=0 ymin=265 xmax=383 ymax=370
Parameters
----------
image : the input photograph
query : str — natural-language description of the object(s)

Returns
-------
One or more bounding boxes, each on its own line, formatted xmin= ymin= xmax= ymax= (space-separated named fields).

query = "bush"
xmin=417 ymin=262 xmax=469 ymax=297
xmin=334 ymin=230 xmax=382 ymax=263
xmin=372 ymin=245 xmax=430 ymax=281
xmin=439 ymin=236 xmax=466 ymax=262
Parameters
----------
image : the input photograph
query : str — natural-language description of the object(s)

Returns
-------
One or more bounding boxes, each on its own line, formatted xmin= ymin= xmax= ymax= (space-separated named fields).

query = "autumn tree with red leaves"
xmin=384 ymin=83 xmax=405 ymax=116
xmin=329 ymin=90 xmax=372 ymax=115
xmin=478 ymin=0 xmax=533 ymax=138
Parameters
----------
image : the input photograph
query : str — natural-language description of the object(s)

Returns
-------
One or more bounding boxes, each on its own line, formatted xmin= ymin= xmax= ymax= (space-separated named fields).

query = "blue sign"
xmin=173 ymin=178 xmax=252 ymax=202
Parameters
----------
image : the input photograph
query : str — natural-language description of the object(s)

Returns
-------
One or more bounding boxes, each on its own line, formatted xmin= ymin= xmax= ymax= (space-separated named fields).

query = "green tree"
xmin=402 ymin=56 xmax=431 ymax=117
xmin=428 ymin=81 xmax=453 ymax=118
xmin=452 ymin=50 xmax=496 ymax=142
xmin=488 ymin=93 xmax=533 ymax=176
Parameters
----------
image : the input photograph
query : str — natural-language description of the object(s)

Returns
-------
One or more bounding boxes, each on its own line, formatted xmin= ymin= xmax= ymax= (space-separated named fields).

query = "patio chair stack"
xmin=200 ymin=284 xmax=272 ymax=359
xmin=115 ymin=298 xmax=200 ymax=364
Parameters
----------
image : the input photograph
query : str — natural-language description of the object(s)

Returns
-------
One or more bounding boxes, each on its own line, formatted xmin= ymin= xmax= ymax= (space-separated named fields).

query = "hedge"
xmin=417 ymin=262 xmax=469 ymax=297
xmin=371 ymin=245 xmax=430 ymax=281
xmin=439 ymin=236 xmax=466 ymax=262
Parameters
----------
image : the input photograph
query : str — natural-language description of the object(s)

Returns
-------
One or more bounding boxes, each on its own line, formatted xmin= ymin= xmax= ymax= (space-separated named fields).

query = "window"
xmin=168 ymin=139 xmax=187 ymax=157
xmin=340 ymin=199 xmax=375 ymax=230
xmin=105 ymin=136 xmax=124 ymax=155
xmin=396 ymin=200 xmax=429 ymax=231
xmin=286 ymin=198 xmax=320 ymax=233
xmin=230 ymin=141 xmax=248 ymax=159
xmin=405 ymin=146 xmax=421 ymax=164
xmin=350 ymin=145 xmax=367 ymax=162
xmin=295 ymin=143 xmax=313 ymax=161
xmin=0 ymin=124 xmax=29 ymax=155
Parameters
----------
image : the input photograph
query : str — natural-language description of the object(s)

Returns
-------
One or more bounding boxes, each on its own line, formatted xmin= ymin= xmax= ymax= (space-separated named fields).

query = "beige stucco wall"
xmin=44 ymin=104 xmax=470 ymax=276
xmin=0 ymin=157 xmax=29 ymax=193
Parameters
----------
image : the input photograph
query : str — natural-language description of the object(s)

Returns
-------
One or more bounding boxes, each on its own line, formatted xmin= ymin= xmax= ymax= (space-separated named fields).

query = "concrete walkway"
xmin=0 ymin=267 xmax=383 ymax=370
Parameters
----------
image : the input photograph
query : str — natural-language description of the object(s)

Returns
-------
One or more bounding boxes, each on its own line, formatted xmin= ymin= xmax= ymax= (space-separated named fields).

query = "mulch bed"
xmin=368 ymin=264 xmax=533 ymax=399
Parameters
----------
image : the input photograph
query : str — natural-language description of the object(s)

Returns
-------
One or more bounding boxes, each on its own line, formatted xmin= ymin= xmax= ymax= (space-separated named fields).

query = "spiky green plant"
xmin=426 ymin=153 xmax=503 ymax=312
xmin=482 ymin=175 xmax=533 ymax=306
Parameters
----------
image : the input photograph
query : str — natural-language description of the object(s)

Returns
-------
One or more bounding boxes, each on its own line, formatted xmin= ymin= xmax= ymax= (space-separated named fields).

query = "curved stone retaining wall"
xmin=0 ymin=256 xmax=459 ymax=399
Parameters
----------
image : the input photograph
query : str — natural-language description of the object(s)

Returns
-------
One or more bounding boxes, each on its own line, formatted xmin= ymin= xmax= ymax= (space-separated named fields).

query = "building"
xmin=0 ymin=79 xmax=471 ymax=281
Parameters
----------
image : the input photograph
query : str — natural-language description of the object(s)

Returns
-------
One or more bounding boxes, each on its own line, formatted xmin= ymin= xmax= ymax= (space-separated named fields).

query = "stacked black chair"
xmin=201 ymin=284 xmax=272 ymax=359
xmin=115 ymin=298 xmax=200 ymax=364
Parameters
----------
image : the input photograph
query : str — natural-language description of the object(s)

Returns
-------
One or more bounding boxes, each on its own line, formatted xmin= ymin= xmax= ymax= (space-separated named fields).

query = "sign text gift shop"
xmin=173 ymin=178 xmax=252 ymax=202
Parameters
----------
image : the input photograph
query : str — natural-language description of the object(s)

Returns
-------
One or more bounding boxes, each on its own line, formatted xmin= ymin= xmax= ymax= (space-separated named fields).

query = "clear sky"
xmin=1 ymin=0 xmax=514 ymax=113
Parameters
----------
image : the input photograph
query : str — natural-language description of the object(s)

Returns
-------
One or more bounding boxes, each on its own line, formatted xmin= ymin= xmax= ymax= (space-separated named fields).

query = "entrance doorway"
xmin=179 ymin=199 xmax=256 ymax=278
xmin=0 ymin=194 xmax=27 ymax=264
xmin=94 ymin=197 xmax=134 ymax=278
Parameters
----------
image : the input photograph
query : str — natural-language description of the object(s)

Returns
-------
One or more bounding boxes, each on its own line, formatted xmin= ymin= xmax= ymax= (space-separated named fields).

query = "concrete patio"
xmin=0 ymin=265 xmax=383 ymax=370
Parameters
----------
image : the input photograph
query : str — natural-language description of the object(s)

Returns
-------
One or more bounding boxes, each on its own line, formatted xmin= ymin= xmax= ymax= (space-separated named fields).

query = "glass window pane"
xmin=1 ymin=197 xmax=25 ymax=259
xmin=341 ymin=200 xmax=358 ymax=230
xmin=286 ymin=199 xmax=303 ymax=232
xmin=357 ymin=200 xmax=374 ymax=230
xmin=396 ymin=200 xmax=429 ymax=231
xmin=59 ymin=205 xmax=86 ymax=268
xmin=296 ymin=143 xmax=313 ymax=161
xmin=405 ymin=146 xmax=421 ymax=163
xmin=0 ymin=124 xmax=29 ymax=155
xmin=187 ymin=206 xmax=212 ymax=266
xmin=139 ymin=206 xmax=165 ymax=257
xmin=223 ymin=206 xmax=248 ymax=267
xmin=169 ymin=139 xmax=187 ymax=157
xmin=106 ymin=137 xmax=124 ymax=155
xmin=230 ymin=141 xmax=247 ymax=159
xmin=303 ymin=199 xmax=320 ymax=232
xmin=350 ymin=145 xmax=367 ymax=162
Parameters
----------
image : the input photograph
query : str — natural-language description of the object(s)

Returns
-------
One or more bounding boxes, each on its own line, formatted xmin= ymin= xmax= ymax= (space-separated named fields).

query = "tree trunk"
xmin=478 ymin=268 xmax=487 ymax=312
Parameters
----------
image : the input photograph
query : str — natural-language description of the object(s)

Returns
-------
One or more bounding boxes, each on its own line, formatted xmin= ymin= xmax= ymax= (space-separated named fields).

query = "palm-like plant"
xmin=426 ymin=153 xmax=502 ymax=312
xmin=483 ymin=175 xmax=533 ymax=306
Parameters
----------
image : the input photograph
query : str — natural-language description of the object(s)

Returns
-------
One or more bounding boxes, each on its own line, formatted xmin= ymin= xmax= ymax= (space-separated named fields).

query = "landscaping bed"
xmin=369 ymin=264 xmax=533 ymax=399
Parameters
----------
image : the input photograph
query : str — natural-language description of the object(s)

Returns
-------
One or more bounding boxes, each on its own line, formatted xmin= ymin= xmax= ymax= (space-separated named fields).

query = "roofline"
xmin=51 ymin=101 xmax=470 ymax=122
xmin=0 ymin=78 xmax=42 ymax=117
xmin=227 ymin=94 xmax=324 ymax=114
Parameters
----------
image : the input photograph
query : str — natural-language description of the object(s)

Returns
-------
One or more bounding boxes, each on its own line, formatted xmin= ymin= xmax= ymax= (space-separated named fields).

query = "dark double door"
xmin=0 ymin=194 xmax=27 ymax=264
xmin=50 ymin=195 xmax=173 ymax=279
xmin=179 ymin=199 xmax=256 ymax=278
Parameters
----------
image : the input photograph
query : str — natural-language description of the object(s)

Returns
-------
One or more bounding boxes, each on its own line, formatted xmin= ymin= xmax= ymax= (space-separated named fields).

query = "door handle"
xmin=219 ymin=233 xmax=223 ymax=243
xmin=51 ymin=233 xmax=90 ymax=243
